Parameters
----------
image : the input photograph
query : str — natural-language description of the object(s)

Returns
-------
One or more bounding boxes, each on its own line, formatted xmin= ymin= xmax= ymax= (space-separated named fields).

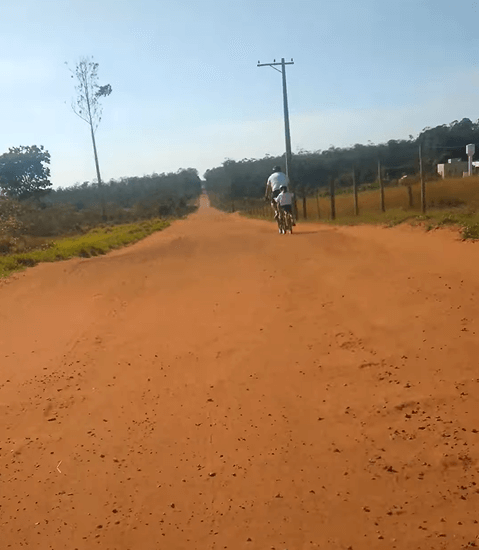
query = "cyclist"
xmin=275 ymin=185 xmax=295 ymax=232
xmin=264 ymin=165 xmax=289 ymax=219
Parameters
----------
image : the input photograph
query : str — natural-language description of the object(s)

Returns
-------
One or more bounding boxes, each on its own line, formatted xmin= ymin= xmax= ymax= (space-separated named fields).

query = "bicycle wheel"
xmin=277 ymin=211 xmax=284 ymax=233
xmin=286 ymin=212 xmax=293 ymax=233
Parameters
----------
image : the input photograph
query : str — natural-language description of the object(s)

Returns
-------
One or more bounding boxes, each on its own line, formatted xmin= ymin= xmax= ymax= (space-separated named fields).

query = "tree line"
xmin=0 ymin=141 xmax=201 ymax=217
xmin=204 ymin=118 xmax=479 ymax=202
xmin=47 ymin=169 xmax=201 ymax=210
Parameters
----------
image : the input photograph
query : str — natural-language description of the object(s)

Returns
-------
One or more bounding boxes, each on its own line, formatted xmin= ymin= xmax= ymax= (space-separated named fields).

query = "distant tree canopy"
xmin=0 ymin=145 xmax=52 ymax=200
xmin=204 ymin=118 xmax=479 ymax=201
xmin=45 ymin=168 xmax=202 ymax=214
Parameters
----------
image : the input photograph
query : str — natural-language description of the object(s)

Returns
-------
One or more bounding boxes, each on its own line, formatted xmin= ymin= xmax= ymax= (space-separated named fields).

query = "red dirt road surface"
xmin=1 ymin=195 xmax=479 ymax=550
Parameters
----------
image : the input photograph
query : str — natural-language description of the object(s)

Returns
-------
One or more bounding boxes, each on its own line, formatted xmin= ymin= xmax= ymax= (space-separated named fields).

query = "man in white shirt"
xmin=264 ymin=166 xmax=289 ymax=219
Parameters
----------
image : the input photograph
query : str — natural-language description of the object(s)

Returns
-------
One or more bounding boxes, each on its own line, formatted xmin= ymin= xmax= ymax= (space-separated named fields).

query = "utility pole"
xmin=257 ymin=58 xmax=296 ymax=216
xmin=257 ymin=58 xmax=294 ymax=177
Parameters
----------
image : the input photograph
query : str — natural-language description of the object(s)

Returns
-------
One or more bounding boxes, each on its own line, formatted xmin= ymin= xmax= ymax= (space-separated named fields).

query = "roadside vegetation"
xmin=0 ymin=144 xmax=202 ymax=277
xmin=0 ymin=218 xmax=170 ymax=278
xmin=299 ymin=175 xmax=479 ymax=239
xmin=214 ymin=176 xmax=479 ymax=240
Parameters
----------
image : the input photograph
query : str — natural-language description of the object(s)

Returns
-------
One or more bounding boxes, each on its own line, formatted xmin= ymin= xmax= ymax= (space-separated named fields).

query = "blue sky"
xmin=1 ymin=0 xmax=478 ymax=187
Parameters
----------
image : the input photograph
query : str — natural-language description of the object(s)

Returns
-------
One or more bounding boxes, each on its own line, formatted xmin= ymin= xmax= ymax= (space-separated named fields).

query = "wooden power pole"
xmin=257 ymin=58 xmax=297 ymax=215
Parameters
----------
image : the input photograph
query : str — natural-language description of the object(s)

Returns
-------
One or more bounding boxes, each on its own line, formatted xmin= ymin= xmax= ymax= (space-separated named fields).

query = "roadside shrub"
xmin=437 ymin=214 xmax=460 ymax=226
xmin=461 ymin=223 xmax=479 ymax=240
xmin=0 ymin=187 xmax=198 ymax=256
xmin=0 ymin=196 xmax=24 ymax=253
xmin=19 ymin=203 xmax=81 ymax=236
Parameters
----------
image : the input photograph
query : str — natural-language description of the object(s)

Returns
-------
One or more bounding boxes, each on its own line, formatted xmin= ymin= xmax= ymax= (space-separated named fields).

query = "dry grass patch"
xmin=238 ymin=176 xmax=479 ymax=240
xmin=305 ymin=177 xmax=479 ymax=220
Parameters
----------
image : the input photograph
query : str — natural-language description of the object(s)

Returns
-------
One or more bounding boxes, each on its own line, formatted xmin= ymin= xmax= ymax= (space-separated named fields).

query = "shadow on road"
xmin=290 ymin=228 xmax=327 ymax=235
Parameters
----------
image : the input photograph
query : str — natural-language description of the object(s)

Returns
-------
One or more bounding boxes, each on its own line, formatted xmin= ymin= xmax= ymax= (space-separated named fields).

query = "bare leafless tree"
xmin=68 ymin=57 xmax=112 ymax=217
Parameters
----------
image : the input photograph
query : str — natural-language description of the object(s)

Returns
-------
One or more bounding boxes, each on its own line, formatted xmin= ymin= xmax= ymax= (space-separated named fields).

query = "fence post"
xmin=378 ymin=160 xmax=385 ymax=212
xmin=419 ymin=144 xmax=426 ymax=213
xmin=407 ymin=185 xmax=413 ymax=207
xmin=302 ymin=194 xmax=307 ymax=219
xmin=353 ymin=167 xmax=359 ymax=215
xmin=291 ymin=181 xmax=299 ymax=222
xmin=316 ymin=190 xmax=320 ymax=219
xmin=330 ymin=178 xmax=336 ymax=220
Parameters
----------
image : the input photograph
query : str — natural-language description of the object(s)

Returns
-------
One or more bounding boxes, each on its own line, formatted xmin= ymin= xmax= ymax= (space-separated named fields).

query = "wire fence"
xmin=207 ymin=143 xmax=479 ymax=224
xmin=219 ymin=173 xmax=479 ymax=223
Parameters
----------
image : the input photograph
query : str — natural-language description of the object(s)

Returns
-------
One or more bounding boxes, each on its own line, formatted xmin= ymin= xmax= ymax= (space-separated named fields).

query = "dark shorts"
xmin=280 ymin=204 xmax=293 ymax=214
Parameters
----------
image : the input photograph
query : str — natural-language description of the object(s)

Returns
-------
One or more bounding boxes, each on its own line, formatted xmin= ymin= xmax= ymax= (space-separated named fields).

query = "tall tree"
xmin=69 ymin=56 xmax=112 ymax=217
xmin=0 ymin=145 xmax=52 ymax=200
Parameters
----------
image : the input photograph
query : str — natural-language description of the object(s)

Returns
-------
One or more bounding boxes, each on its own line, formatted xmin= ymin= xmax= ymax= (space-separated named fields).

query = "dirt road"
xmin=1 ymin=195 xmax=479 ymax=550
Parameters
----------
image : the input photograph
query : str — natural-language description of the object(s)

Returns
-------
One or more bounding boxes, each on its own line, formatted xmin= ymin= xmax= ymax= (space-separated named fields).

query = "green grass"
xmin=459 ymin=221 xmax=479 ymax=240
xmin=0 ymin=218 xmax=170 ymax=278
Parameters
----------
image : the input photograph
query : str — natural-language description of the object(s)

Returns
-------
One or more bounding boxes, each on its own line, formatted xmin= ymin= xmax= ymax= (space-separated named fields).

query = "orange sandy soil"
xmin=1 ymin=195 xmax=479 ymax=550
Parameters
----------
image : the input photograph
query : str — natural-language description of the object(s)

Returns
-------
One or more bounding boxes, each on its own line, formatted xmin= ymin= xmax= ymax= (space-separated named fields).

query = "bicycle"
xmin=277 ymin=207 xmax=293 ymax=234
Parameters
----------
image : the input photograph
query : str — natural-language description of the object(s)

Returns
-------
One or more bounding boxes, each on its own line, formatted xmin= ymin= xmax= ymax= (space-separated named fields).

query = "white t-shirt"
xmin=275 ymin=191 xmax=294 ymax=206
xmin=267 ymin=172 xmax=289 ymax=192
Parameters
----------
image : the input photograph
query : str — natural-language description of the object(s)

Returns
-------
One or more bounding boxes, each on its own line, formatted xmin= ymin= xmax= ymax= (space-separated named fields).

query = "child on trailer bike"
xmin=274 ymin=185 xmax=295 ymax=233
